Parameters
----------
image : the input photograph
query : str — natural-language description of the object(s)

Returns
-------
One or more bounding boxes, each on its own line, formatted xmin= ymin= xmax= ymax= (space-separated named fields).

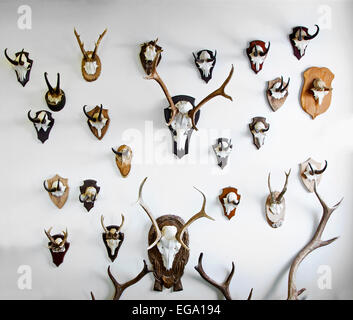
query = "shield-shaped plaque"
xmin=218 ymin=187 xmax=241 ymax=220
xmin=44 ymin=174 xmax=69 ymax=209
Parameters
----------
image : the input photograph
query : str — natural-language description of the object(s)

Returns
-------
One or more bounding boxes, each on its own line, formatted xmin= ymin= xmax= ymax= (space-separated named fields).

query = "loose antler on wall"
xmin=195 ymin=252 xmax=253 ymax=300
xmin=287 ymin=181 xmax=343 ymax=300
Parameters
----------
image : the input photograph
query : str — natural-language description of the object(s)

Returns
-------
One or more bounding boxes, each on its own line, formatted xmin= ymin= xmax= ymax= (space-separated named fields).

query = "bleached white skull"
xmin=270 ymin=81 xmax=287 ymax=99
xmin=250 ymin=46 xmax=266 ymax=72
xmin=34 ymin=111 xmax=51 ymax=132
xmin=84 ymin=186 xmax=97 ymax=202
xmin=84 ymin=59 xmax=99 ymax=75
xmin=157 ymin=225 xmax=182 ymax=271
xmin=253 ymin=121 xmax=267 ymax=146
xmin=89 ymin=116 xmax=108 ymax=138
xmin=311 ymin=79 xmax=330 ymax=105
xmin=13 ymin=54 xmax=31 ymax=82
xmin=196 ymin=51 xmax=214 ymax=78
xmin=51 ymin=180 xmax=66 ymax=198
xmin=223 ymin=192 xmax=239 ymax=216
xmin=144 ymin=45 xmax=157 ymax=61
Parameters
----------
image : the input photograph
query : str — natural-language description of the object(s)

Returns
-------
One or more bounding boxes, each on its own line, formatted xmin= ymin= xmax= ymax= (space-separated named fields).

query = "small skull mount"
xmin=289 ymin=25 xmax=319 ymax=60
xmin=4 ymin=48 xmax=33 ymax=87
xmin=44 ymin=72 xmax=66 ymax=112
xmin=79 ymin=179 xmax=100 ymax=212
xmin=83 ymin=104 xmax=110 ymax=140
xmin=74 ymin=28 xmax=107 ymax=81
xmin=218 ymin=187 xmax=241 ymax=220
xmin=139 ymin=38 xmax=162 ymax=76
xmin=246 ymin=40 xmax=270 ymax=74
xmin=44 ymin=227 xmax=70 ymax=267
xmin=101 ymin=214 xmax=125 ymax=262
xmin=212 ymin=138 xmax=233 ymax=169
xmin=300 ymin=158 xmax=328 ymax=192
xmin=301 ymin=67 xmax=334 ymax=119
xmin=192 ymin=49 xmax=217 ymax=83
xmin=266 ymin=170 xmax=291 ymax=228
xmin=164 ymin=95 xmax=200 ymax=159
xmin=111 ymin=145 xmax=133 ymax=178
xmin=27 ymin=110 xmax=55 ymax=143
xmin=43 ymin=174 xmax=69 ymax=209
xmin=249 ymin=117 xmax=269 ymax=149
xmin=137 ymin=177 xmax=214 ymax=292
xmin=267 ymin=76 xmax=290 ymax=112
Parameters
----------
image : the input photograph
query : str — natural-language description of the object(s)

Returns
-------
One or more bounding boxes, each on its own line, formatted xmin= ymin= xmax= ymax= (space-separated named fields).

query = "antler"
xmin=189 ymin=65 xmax=234 ymax=131
xmin=176 ymin=187 xmax=214 ymax=251
xmin=287 ymin=181 xmax=343 ymax=300
xmin=145 ymin=49 xmax=178 ymax=126
xmin=276 ymin=169 xmax=291 ymax=202
xmin=91 ymin=260 xmax=152 ymax=300
xmin=117 ymin=214 xmax=125 ymax=232
xmin=194 ymin=253 xmax=253 ymax=300
xmin=137 ymin=177 xmax=162 ymax=250
xmin=74 ymin=28 xmax=88 ymax=58
xmin=100 ymin=215 xmax=108 ymax=233
xmin=92 ymin=29 xmax=107 ymax=58
xmin=268 ymin=173 xmax=275 ymax=203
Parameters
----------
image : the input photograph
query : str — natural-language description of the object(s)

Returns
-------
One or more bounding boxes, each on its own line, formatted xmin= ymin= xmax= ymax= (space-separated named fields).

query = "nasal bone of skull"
xmin=86 ymin=187 xmax=96 ymax=197
xmin=199 ymin=50 xmax=211 ymax=61
xmin=254 ymin=121 xmax=265 ymax=132
xmin=175 ymin=101 xmax=193 ymax=114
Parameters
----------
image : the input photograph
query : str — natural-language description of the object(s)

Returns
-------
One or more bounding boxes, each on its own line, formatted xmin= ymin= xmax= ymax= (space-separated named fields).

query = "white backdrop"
xmin=0 ymin=0 xmax=352 ymax=300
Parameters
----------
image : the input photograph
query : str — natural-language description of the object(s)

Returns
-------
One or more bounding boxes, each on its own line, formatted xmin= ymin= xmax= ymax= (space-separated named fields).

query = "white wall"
xmin=0 ymin=0 xmax=352 ymax=300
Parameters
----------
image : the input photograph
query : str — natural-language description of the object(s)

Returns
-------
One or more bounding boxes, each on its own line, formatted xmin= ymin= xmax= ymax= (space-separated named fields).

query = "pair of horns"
xmin=101 ymin=214 xmax=125 ymax=234
xmin=308 ymin=160 xmax=328 ymax=175
xmin=44 ymin=227 xmax=68 ymax=248
xmin=297 ymin=24 xmax=320 ymax=41
xmin=27 ymin=110 xmax=47 ymax=123
xmin=253 ymin=42 xmax=270 ymax=57
xmin=43 ymin=178 xmax=62 ymax=193
xmin=83 ymin=104 xmax=103 ymax=122
xmin=74 ymin=28 xmax=107 ymax=59
xmin=44 ymin=72 xmax=61 ymax=94
xmin=276 ymin=76 xmax=290 ymax=92
xmin=268 ymin=169 xmax=291 ymax=203
xmin=4 ymin=48 xmax=26 ymax=66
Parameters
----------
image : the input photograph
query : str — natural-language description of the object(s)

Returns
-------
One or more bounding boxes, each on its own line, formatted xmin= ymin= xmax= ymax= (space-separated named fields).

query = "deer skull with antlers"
xmin=43 ymin=174 xmax=69 ymax=209
xmin=27 ymin=110 xmax=55 ymax=143
xmin=145 ymin=47 xmax=234 ymax=158
xmin=137 ymin=177 xmax=214 ymax=292
xmin=289 ymin=25 xmax=319 ymax=60
xmin=44 ymin=72 xmax=66 ymax=112
xmin=266 ymin=170 xmax=291 ymax=228
xmin=44 ymin=227 xmax=69 ymax=267
xmin=4 ymin=48 xmax=33 ymax=87
xmin=74 ymin=28 xmax=107 ymax=81
xmin=83 ymin=104 xmax=110 ymax=140
xmin=101 ymin=214 xmax=125 ymax=262
xmin=246 ymin=40 xmax=270 ymax=74
xmin=139 ymin=38 xmax=162 ymax=75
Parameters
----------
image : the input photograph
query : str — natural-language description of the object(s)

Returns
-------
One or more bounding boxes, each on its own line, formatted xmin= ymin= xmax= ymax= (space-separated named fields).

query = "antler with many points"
xmin=189 ymin=65 xmax=234 ymax=131
xmin=74 ymin=29 xmax=88 ymax=58
xmin=195 ymin=253 xmax=253 ymax=300
xmin=92 ymin=29 xmax=107 ymax=58
xmin=175 ymin=187 xmax=214 ymax=251
xmin=145 ymin=50 xmax=178 ymax=126
xmin=91 ymin=260 xmax=152 ymax=300
xmin=44 ymin=227 xmax=68 ymax=248
xmin=287 ymin=181 xmax=343 ymax=300
xmin=268 ymin=169 xmax=291 ymax=203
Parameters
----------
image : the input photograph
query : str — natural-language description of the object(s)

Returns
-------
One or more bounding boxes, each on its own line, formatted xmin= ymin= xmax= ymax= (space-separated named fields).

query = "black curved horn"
xmin=56 ymin=73 xmax=61 ymax=94
xmin=27 ymin=110 xmax=40 ymax=123
xmin=278 ymin=76 xmax=284 ymax=91
xmin=4 ymin=48 xmax=17 ymax=65
xmin=83 ymin=105 xmax=96 ymax=121
xmin=298 ymin=27 xmax=303 ymax=41
xmin=261 ymin=42 xmax=270 ymax=56
xmin=44 ymin=72 xmax=54 ymax=93
xmin=315 ymin=160 xmax=327 ymax=175
xmin=18 ymin=49 xmax=25 ymax=66
xmin=308 ymin=162 xmax=315 ymax=175
xmin=304 ymin=24 xmax=320 ymax=40
xmin=253 ymin=44 xmax=258 ymax=57
xmin=98 ymin=104 xmax=103 ymax=121
xmin=43 ymin=180 xmax=56 ymax=193
xmin=280 ymin=77 xmax=290 ymax=92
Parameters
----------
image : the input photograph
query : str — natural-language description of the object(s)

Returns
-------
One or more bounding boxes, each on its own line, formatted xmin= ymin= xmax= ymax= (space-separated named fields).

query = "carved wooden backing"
xmin=85 ymin=106 xmax=110 ymax=140
xmin=267 ymin=77 xmax=289 ymax=112
xmin=299 ymin=158 xmax=323 ymax=193
xmin=81 ymin=52 xmax=102 ymax=81
xmin=265 ymin=191 xmax=286 ymax=228
xmin=46 ymin=174 xmax=69 ymax=209
xmin=148 ymin=215 xmax=189 ymax=290
xmin=218 ymin=187 xmax=241 ymax=220
xmin=300 ymin=67 xmax=334 ymax=119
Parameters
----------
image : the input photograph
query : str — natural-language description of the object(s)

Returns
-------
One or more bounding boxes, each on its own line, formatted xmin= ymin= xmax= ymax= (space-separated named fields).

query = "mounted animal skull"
xmin=74 ymin=28 xmax=107 ymax=81
xmin=137 ymin=177 xmax=214 ymax=291
xmin=246 ymin=41 xmax=270 ymax=74
xmin=289 ymin=25 xmax=319 ymax=60
xmin=27 ymin=110 xmax=55 ymax=143
xmin=44 ymin=72 xmax=66 ymax=111
xmin=139 ymin=38 xmax=162 ymax=75
xmin=300 ymin=158 xmax=327 ymax=192
xmin=267 ymin=76 xmax=290 ymax=111
xmin=193 ymin=50 xmax=217 ymax=83
xmin=112 ymin=145 xmax=133 ymax=177
xmin=145 ymin=48 xmax=234 ymax=158
xmin=43 ymin=174 xmax=69 ymax=209
xmin=301 ymin=67 xmax=334 ymax=119
xmin=212 ymin=138 xmax=233 ymax=169
xmin=249 ymin=117 xmax=269 ymax=149
xmin=101 ymin=214 xmax=125 ymax=262
xmin=4 ymin=48 xmax=33 ymax=87
xmin=79 ymin=179 xmax=100 ymax=212
xmin=83 ymin=104 xmax=110 ymax=140
xmin=218 ymin=187 xmax=241 ymax=220
xmin=44 ymin=227 xmax=69 ymax=267
xmin=266 ymin=170 xmax=291 ymax=228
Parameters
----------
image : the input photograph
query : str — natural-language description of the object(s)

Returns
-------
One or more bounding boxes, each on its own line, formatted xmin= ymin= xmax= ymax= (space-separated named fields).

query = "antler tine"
xmin=117 ymin=214 xmax=125 ymax=232
xmin=189 ymin=64 xmax=234 ymax=131
xmin=145 ymin=49 xmax=178 ymax=126
xmin=107 ymin=260 xmax=152 ymax=300
xmin=92 ymin=28 xmax=107 ymax=58
xmin=287 ymin=180 xmax=343 ymax=300
xmin=268 ymin=173 xmax=275 ymax=203
xmin=100 ymin=215 xmax=109 ymax=233
xmin=137 ymin=177 xmax=162 ymax=250
xmin=176 ymin=187 xmax=214 ymax=251
xmin=276 ymin=169 xmax=291 ymax=202
xmin=74 ymin=28 xmax=88 ymax=58
xmin=59 ymin=228 xmax=68 ymax=247
xmin=44 ymin=227 xmax=56 ymax=244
